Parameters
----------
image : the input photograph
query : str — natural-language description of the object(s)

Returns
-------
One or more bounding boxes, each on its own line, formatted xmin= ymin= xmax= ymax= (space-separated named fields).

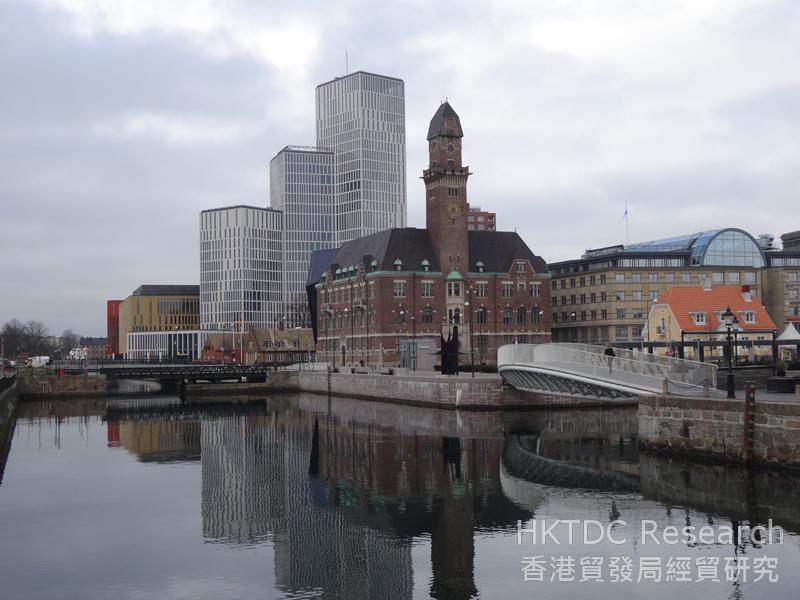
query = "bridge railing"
xmin=498 ymin=343 xmax=717 ymax=392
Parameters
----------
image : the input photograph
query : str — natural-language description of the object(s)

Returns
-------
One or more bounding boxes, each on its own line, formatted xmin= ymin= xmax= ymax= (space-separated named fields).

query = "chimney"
xmin=702 ymin=277 xmax=712 ymax=291
xmin=742 ymin=285 xmax=752 ymax=302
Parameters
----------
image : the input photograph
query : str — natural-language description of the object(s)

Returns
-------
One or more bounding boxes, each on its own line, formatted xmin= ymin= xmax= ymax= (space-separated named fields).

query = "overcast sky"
xmin=1 ymin=0 xmax=798 ymax=336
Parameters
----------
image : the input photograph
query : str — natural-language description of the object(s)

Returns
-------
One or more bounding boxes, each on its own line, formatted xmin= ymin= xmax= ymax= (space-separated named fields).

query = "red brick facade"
xmin=313 ymin=103 xmax=552 ymax=368
xmin=106 ymin=299 xmax=122 ymax=358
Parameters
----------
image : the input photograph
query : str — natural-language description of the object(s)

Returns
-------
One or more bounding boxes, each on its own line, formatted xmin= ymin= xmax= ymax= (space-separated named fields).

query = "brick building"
xmin=466 ymin=206 xmax=496 ymax=231
xmin=106 ymin=299 xmax=122 ymax=358
xmin=308 ymin=102 xmax=551 ymax=368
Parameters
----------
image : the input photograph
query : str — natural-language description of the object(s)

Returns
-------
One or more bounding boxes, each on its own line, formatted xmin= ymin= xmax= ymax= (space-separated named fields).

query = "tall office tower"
xmin=315 ymin=71 xmax=406 ymax=243
xmin=199 ymin=205 xmax=284 ymax=331
xmin=269 ymin=146 xmax=336 ymax=328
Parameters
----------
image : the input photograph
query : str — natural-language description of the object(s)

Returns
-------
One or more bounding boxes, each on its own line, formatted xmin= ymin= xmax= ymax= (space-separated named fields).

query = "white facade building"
xmin=200 ymin=205 xmax=284 ymax=331
xmin=315 ymin=71 xmax=406 ymax=243
xmin=269 ymin=146 xmax=336 ymax=328
xmin=126 ymin=330 xmax=207 ymax=362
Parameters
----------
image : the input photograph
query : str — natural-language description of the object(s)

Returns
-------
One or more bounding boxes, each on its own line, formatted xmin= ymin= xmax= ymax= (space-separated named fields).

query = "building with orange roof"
xmin=645 ymin=283 xmax=778 ymax=360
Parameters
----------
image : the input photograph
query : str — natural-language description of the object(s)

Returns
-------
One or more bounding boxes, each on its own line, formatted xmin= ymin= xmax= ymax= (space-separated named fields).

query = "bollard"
xmin=742 ymin=384 xmax=755 ymax=463
xmin=662 ymin=378 xmax=669 ymax=395
xmin=703 ymin=379 xmax=709 ymax=398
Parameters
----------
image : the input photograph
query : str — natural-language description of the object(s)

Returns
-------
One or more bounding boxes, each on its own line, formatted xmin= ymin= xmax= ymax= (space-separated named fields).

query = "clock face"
xmin=446 ymin=203 xmax=462 ymax=220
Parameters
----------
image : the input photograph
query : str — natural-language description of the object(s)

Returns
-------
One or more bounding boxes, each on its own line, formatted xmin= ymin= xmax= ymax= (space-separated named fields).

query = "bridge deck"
xmin=498 ymin=343 xmax=723 ymax=399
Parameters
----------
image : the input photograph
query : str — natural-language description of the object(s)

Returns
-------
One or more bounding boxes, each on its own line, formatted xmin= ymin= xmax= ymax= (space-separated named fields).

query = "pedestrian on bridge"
xmin=604 ymin=344 xmax=616 ymax=374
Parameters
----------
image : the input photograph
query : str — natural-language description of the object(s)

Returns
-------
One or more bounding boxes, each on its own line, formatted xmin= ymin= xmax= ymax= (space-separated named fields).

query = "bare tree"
xmin=23 ymin=320 xmax=50 ymax=355
xmin=1 ymin=319 xmax=25 ymax=357
xmin=60 ymin=329 xmax=80 ymax=351
xmin=281 ymin=301 xmax=311 ymax=329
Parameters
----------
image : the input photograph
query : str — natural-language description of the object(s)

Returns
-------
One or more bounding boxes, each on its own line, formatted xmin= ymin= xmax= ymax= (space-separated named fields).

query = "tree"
xmin=282 ymin=301 xmax=312 ymax=329
xmin=1 ymin=319 xmax=25 ymax=357
xmin=60 ymin=329 xmax=80 ymax=351
xmin=23 ymin=320 xmax=50 ymax=355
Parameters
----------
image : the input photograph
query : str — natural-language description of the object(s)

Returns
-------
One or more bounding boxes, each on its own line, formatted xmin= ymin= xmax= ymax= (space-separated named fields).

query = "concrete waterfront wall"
xmin=639 ymin=394 xmax=800 ymax=470
xmin=17 ymin=372 xmax=106 ymax=399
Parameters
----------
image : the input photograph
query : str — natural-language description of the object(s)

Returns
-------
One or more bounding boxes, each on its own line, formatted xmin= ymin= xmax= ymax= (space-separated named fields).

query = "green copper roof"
xmin=446 ymin=270 xmax=464 ymax=280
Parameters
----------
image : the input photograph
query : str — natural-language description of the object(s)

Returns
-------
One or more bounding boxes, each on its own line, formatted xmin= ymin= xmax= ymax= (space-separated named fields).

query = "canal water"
xmin=1 ymin=393 xmax=799 ymax=600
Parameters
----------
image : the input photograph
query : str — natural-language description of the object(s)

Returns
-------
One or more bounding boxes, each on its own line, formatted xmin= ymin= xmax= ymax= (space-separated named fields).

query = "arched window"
xmin=394 ymin=309 xmax=405 ymax=325
xmin=517 ymin=306 xmax=527 ymax=324
xmin=532 ymin=307 xmax=541 ymax=325
xmin=422 ymin=306 xmax=434 ymax=324
xmin=476 ymin=307 xmax=488 ymax=324
xmin=503 ymin=308 xmax=513 ymax=325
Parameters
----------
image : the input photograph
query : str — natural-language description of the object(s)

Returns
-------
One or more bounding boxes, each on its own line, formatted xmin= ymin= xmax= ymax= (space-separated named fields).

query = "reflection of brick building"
xmin=309 ymin=103 xmax=551 ymax=367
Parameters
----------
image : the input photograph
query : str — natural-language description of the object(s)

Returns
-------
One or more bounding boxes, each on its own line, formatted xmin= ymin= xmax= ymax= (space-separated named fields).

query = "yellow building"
xmin=763 ymin=231 xmax=800 ymax=330
xmin=118 ymin=285 xmax=199 ymax=355
xmin=550 ymin=229 xmax=768 ymax=345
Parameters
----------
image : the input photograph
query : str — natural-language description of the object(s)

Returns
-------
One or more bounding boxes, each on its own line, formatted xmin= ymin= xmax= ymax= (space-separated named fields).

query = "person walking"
xmin=604 ymin=344 xmax=616 ymax=374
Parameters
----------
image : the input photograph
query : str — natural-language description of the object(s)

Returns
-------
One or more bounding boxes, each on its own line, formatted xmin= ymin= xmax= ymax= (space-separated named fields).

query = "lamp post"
xmin=410 ymin=313 xmax=416 ymax=371
xmin=343 ymin=307 xmax=350 ymax=366
xmin=295 ymin=326 xmax=303 ymax=370
xmin=721 ymin=306 xmax=738 ymax=399
xmin=465 ymin=298 xmax=475 ymax=378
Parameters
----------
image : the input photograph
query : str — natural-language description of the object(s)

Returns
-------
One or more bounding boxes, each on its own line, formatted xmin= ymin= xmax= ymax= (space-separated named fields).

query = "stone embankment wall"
xmin=639 ymin=394 xmax=800 ymax=470
xmin=294 ymin=371 xmax=631 ymax=409
xmin=297 ymin=371 xmax=504 ymax=408
xmin=17 ymin=372 xmax=106 ymax=399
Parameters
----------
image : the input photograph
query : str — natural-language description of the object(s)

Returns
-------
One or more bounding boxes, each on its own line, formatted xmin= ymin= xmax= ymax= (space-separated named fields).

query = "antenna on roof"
xmin=622 ymin=200 xmax=629 ymax=244
xmin=345 ymin=45 xmax=349 ymax=75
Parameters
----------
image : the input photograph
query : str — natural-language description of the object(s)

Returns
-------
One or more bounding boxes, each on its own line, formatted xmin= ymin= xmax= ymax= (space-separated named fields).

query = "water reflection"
xmin=1 ymin=396 xmax=799 ymax=600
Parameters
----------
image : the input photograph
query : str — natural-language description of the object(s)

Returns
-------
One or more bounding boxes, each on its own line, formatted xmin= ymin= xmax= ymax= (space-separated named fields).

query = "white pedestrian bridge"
xmin=498 ymin=343 xmax=723 ymax=400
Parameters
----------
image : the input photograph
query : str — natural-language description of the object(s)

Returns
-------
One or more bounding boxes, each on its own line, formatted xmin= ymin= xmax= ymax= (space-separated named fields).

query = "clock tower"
xmin=424 ymin=102 xmax=470 ymax=274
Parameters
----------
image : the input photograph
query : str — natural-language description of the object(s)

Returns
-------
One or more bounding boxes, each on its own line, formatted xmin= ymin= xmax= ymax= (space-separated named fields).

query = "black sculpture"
xmin=439 ymin=325 xmax=460 ymax=375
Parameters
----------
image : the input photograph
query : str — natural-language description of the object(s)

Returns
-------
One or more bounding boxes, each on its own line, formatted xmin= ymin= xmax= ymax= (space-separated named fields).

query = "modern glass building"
xmin=199 ymin=206 xmax=284 ymax=331
xmin=269 ymin=146 xmax=336 ymax=328
xmin=315 ymin=71 xmax=406 ymax=243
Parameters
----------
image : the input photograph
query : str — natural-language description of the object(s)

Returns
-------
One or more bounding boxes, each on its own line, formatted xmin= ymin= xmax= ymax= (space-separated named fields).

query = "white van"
xmin=26 ymin=356 xmax=51 ymax=368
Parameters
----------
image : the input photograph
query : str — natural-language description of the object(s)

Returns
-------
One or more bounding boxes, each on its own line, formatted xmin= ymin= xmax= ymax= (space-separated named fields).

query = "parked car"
xmin=1 ymin=358 xmax=14 ymax=369
xmin=25 ymin=356 xmax=51 ymax=368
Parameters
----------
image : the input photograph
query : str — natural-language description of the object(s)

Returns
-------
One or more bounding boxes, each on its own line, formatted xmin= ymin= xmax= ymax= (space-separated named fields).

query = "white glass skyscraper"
xmin=269 ymin=146 xmax=336 ymax=327
xmin=315 ymin=71 xmax=406 ymax=243
xmin=199 ymin=205 xmax=284 ymax=331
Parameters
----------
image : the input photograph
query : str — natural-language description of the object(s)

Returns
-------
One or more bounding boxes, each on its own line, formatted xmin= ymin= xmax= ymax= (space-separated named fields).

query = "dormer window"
xmin=516 ymin=261 xmax=526 ymax=273
xmin=742 ymin=311 xmax=755 ymax=324
xmin=421 ymin=259 xmax=430 ymax=272
xmin=394 ymin=258 xmax=403 ymax=271
xmin=370 ymin=259 xmax=378 ymax=272
xmin=475 ymin=260 xmax=484 ymax=273
xmin=691 ymin=312 xmax=706 ymax=325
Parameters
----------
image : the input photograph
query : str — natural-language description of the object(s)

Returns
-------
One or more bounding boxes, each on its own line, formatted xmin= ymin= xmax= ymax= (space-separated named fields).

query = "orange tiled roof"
xmin=654 ymin=285 xmax=777 ymax=333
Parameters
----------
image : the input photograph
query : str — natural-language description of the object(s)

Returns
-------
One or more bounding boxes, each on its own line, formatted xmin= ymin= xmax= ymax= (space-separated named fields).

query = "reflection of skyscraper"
xmin=199 ymin=412 xmax=414 ymax=599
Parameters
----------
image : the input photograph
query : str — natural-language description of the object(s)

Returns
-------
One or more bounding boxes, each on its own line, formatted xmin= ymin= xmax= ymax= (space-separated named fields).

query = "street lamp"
xmin=343 ymin=307 xmax=350 ymax=366
xmin=295 ymin=326 xmax=303 ymax=370
xmin=465 ymin=299 xmax=475 ymax=378
xmin=721 ymin=306 xmax=739 ymax=399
